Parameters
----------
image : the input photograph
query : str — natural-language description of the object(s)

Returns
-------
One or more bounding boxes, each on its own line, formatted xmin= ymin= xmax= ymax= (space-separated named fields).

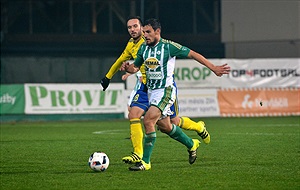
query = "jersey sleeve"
xmin=105 ymin=41 xmax=133 ymax=79
xmin=168 ymin=41 xmax=190 ymax=59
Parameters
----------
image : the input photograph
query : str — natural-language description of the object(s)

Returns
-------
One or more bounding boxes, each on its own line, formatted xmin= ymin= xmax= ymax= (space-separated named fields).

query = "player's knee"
xmin=128 ymin=111 xmax=142 ymax=120
xmin=143 ymin=119 xmax=153 ymax=127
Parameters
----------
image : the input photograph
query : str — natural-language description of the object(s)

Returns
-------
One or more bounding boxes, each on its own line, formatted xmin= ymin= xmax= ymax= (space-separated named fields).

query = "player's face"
xmin=127 ymin=19 xmax=142 ymax=40
xmin=143 ymin=25 xmax=160 ymax=46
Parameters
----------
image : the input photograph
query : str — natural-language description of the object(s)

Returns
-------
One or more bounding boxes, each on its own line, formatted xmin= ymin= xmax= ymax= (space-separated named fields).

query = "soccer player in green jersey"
xmin=101 ymin=16 xmax=211 ymax=166
xmin=122 ymin=18 xmax=230 ymax=171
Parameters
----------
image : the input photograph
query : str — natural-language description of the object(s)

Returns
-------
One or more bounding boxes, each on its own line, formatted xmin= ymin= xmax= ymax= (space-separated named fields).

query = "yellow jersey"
xmin=105 ymin=36 xmax=146 ymax=84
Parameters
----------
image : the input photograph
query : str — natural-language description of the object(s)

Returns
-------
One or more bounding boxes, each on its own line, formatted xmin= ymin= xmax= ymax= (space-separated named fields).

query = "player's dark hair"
xmin=127 ymin=16 xmax=143 ymax=26
xmin=144 ymin=18 xmax=161 ymax=31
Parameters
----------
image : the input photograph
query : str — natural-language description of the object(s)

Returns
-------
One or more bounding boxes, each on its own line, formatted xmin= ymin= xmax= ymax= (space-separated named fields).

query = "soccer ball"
xmin=88 ymin=152 xmax=110 ymax=172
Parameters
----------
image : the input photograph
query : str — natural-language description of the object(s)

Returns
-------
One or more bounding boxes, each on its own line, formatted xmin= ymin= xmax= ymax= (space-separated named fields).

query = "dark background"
xmin=1 ymin=0 xmax=224 ymax=84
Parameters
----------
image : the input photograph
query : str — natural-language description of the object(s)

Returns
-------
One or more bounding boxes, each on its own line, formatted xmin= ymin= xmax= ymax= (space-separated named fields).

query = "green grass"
xmin=1 ymin=116 xmax=299 ymax=190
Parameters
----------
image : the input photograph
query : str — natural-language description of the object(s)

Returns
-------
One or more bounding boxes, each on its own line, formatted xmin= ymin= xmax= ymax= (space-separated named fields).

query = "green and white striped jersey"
xmin=134 ymin=38 xmax=190 ymax=90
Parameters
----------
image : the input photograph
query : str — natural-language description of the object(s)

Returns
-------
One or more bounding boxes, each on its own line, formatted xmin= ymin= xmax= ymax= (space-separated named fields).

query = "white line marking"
xmin=93 ymin=129 xmax=127 ymax=134
xmin=229 ymin=124 xmax=299 ymax=127
xmin=226 ymin=132 xmax=299 ymax=136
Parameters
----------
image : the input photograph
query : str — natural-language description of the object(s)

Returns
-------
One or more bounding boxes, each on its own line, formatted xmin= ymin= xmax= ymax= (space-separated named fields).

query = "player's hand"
xmin=120 ymin=62 xmax=130 ymax=71
xmin=213 ymin=63 xmax=231 ymax=77
xmin=100 ymin=76 xmax=110 ymax=91
xmin=122 ymin=73 xmax=131 ymax=81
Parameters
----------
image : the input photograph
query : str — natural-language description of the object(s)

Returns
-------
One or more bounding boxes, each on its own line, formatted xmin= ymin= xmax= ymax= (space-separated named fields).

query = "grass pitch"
xmin=1 ymin=116 xmax=299 ymax=190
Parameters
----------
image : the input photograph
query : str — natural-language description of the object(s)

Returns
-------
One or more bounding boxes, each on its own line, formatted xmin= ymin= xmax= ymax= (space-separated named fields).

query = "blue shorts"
xmin=130 ymin=83 xmax=149 ymax=112
xmin=130 ymin=83 xmax=179 ymax=119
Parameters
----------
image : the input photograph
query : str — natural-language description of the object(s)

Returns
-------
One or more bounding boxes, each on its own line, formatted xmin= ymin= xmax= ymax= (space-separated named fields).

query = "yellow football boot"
xmin=122 ymin=152 xmax=142 ymax=164
xmin=198 ymin=121 xmax=211 ymax=144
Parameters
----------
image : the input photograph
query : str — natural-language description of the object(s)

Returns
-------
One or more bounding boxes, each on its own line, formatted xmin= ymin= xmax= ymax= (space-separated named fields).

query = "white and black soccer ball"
xmin=88 ymin=152 xmax=110 ymax=172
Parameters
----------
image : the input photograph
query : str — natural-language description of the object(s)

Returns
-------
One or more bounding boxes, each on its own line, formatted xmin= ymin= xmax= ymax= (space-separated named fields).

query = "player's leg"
xmin=171 ymin=81 xmax=210 ymax=144
xmin=142 ymin=106 xmax=161 ymax=162
xmin=129 ymin=105 xmax=160 ymax=171
xmin=122 ymin=84 xmax=149 ymax=164
xmin=130 ymin=86 xmax=173 ymax=171
xmin=170 ymin=99 xmax=201 ymax=132
xmin=130 ymin=114 xmax=201 ymax=171
xmin=158 ymin=117 xmax=200 ymax=164
xmin=130 ymin=86 xmax=199 ymax=171
xmin=174 ymin=116 xmax=210 ymax=144
xmin=170 ymin=95 xmax=210 ymax=144
xmin=155 ymin=86 xmax=199 ymax=164
xmin=122 ymin=106 xmax=145 ymax=163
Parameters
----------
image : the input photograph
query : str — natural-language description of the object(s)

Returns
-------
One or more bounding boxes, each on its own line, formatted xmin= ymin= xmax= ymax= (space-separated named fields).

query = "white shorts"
xmin=148 ymin=85 xmax=177 ymax=117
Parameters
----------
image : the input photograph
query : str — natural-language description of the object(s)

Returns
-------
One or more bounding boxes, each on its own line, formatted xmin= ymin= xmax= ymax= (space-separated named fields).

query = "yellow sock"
xmin=130 ymin=118 xmax=143 ymax=157
xmin=180 ymin=117 xmax=203 ymax=133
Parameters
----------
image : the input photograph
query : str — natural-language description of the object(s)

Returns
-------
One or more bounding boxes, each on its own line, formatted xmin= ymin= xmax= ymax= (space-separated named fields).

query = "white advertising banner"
xmin=218 ymin=58 xmax=300 ymax=88
xmin=177 ymin=89 xmax=220 ymax=117
xmin=126 ymin=58 xmax=300 ymax=89
xmin=123 ymin=89 xmax=133 ymax=119
xmin=24 ymin=83 xmax=125 ymax=114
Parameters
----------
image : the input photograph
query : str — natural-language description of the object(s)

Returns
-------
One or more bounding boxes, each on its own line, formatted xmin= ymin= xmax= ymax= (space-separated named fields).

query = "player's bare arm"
xmin=187 ymin=50 xmax=230 ymax=77
xmin=120 ymin=62 xmax=140 ymax=74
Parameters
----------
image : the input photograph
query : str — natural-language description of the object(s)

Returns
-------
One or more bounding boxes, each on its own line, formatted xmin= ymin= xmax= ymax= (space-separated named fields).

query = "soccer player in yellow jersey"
xmin=100 ymin=16 xmax=210 ymax=164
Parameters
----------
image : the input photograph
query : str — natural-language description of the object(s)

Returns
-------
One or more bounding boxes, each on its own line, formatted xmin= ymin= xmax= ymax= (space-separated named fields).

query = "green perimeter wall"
xmin=1 ymin=113 xmax=124 ymax=123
